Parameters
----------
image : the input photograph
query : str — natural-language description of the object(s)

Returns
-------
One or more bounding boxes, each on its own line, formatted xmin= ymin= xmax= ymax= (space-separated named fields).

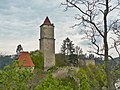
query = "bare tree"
xmin=62 ymin=0 xmax=120 ymax=89
xmin=75 ymin=46 xmax=83 ymax=57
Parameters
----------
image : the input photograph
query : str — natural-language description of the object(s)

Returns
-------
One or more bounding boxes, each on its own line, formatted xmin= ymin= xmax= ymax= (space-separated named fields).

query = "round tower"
xmin=39 ymin=16 xmax=55 ymax=71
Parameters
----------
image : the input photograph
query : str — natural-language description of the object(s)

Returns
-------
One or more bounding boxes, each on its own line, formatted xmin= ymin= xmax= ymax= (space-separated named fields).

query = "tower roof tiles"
xmin=43 ymin=16 xmax=52 ymax=25
xmin=18 ymin=52 xmax=35 ymax=67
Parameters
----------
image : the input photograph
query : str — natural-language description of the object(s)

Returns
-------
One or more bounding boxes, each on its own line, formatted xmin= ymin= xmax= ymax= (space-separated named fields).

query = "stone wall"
xmin=40 ymin=24 xmax=55 ymax=71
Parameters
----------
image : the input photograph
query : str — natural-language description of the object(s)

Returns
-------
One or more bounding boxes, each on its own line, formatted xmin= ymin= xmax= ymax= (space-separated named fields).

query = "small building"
xmin=17 ymin=52 xmax=35 ymax=71
xmin=78 ymin=59 xmax=95 ymax=66
xmin=85 ymin=59 xmax=95 ymax=66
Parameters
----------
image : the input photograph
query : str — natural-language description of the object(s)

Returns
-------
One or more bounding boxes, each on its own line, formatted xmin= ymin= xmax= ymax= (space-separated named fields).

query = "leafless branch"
xmin=109 ymin=1 xmax=120 ymax=13
xmin=110 ymin=38 xmax=120 ymax=58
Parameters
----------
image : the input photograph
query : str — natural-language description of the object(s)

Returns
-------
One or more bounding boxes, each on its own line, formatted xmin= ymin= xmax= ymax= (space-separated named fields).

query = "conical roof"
xmin=43 ymin=16 xmax=52 ymax=25
xmin=18 ymin=52 xmax=35 ymax=67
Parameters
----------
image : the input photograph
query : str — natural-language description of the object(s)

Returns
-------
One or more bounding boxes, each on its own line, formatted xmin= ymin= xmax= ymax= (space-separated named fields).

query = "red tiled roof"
xmin=43 ymin=16 xmax=51 ymax=25
xmin=18 ymin=52 xmax=35 ymax=67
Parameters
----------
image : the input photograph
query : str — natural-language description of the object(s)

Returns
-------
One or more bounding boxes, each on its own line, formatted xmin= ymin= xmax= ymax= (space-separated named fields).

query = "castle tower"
xmin=39 ymin=16 xmax=55 ymax=71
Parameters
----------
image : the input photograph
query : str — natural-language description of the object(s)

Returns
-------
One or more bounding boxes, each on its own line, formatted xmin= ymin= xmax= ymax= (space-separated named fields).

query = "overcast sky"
xmin=0 ymin=0 xmax=119 ymax=57
xmin=0 ymin=0 xmax=88 ymax=55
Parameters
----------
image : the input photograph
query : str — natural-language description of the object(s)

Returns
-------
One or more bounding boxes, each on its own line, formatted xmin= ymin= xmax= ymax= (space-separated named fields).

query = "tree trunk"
xmin=104 ymin=39 xmax=114 ymax=90
xmin=104 ymin=1 xmax=115 ymax=89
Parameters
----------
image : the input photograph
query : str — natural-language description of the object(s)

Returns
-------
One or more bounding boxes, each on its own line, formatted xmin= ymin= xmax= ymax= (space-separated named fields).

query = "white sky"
xmin=0 ymin=0 xmax=87 ymax=55
xmin=0 ymin=0 xmax=119 ymax=58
